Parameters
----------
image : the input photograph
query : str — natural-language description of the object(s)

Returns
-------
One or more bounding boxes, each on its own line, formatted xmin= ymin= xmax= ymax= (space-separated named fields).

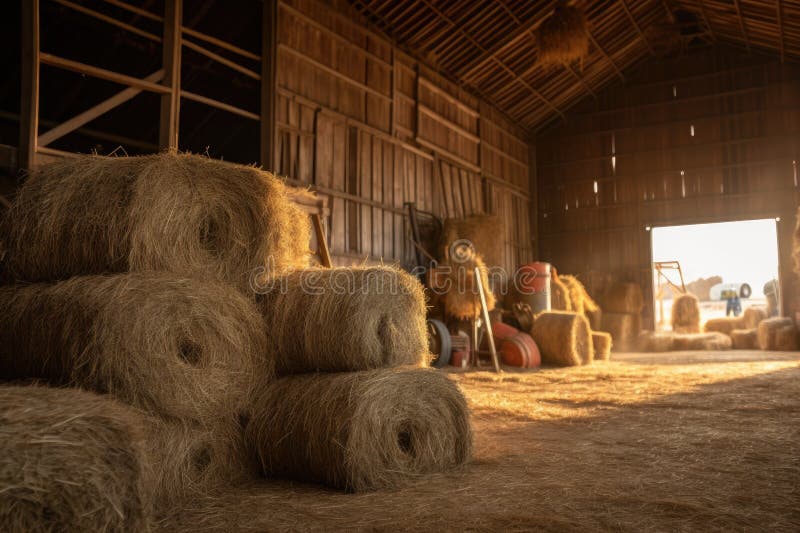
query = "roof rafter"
xmin=697 ymin=0 xmax=717 ymax=43
xmin=732 ymin=0 xmax=751 ymax=53
xmin=415 ymin=0 xmax=565 ymax=121
xmin=621 ymin=0 xmax=655 ymax=55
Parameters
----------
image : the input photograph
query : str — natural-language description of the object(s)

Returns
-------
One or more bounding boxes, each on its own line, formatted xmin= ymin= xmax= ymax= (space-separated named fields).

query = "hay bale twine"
xmin=0 ymin=385 xmax=151 ymax=532
xmin=440 ymin=215 xmax=504 ymax=268
xmin=441 ymin=255 xmax=496 ymax=320
xmin=2 ymin=153 xmax=310 ymax=292
xmin=256 ymin=266 xmax=430 ymax=374
xmin=704 ymin=316 xmax=745 ymax=336
xmin=0 ymin=273 xmax=267 ymax=425
xmin=600 ymin=312 xmax=640 ymax=350
xmin=671 ymin=293 xmax=701 ymax=333
xmin=730 ymin=329 xmax=759 ymax=350
xmin=530 ymin=311 xmax=592 ymax=366
xmin=245 ymin=368 xmax=472 ymax=492
xmin=591 ymin=331 xmax=612 ymax=360
xmin=673 ymin=332 xmax=732 ymax=351
xmin=637 ymin=331 xmax=675 ymax=352
xmin=603 ymin=282 xmax=643 ymax=314
xmin=742 ymin=306 xmax=768 ymax=329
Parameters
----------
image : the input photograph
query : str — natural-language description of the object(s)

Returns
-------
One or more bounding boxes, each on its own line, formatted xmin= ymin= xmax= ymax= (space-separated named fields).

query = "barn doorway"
xmin=650 ymin=219 xmax=781 ymax=331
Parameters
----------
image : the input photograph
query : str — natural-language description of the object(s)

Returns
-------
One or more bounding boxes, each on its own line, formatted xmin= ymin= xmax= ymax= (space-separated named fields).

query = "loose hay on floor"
xmin=531 ymin=311 xmax=592 ymax=366
xmin=0 ymin=273 xmax=266 ymax=425
xmin=257 ymin=267 xmax=429 ymax=374
xmin=0 ymin=385 xmax=151 ymax=532
xmin=2 ymin=153 xmax=310 ymax=291
xmin=160 ymin=354 xmax=800 ymax=532
xmin=245 ymin=368 xmax=472 ymax=492
xmin=671 ymin=293 xmax=701 ymax=333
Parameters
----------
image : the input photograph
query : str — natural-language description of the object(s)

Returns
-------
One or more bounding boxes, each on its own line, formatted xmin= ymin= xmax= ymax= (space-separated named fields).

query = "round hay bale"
xmin=600 ymin=312 xmax=640 ymax=350
xmin=591 ymin=331 xmax=612 ymax=361
xmin=671 ymin=293 xmax=701 ymax=333
xmin=672 ymin=332 xmax=732 ymax=351
xmin=603 ymin=282 xmax=643 ymax=314
xmin=2 ymin=153 xmax=310 ymax=292
xmin=0 ymin=385 xmax=151 ymax=532
xmin=0 ymin=273 xmax=267 ymax=425
xmin=245 ymin=368 xmax=472 ymax=492
xmin=730 ymin=328 xmax=759 ymax=350
xmin=535 ymin=0 xmax=589 ymax=67
xmin=441 ymin=255 xmax=496 ymax=320
xmin=637 ymin=331 xmax=675 ymax=352
xmin=704 ymin=316 xmax=745 ymax=336
xmin=774 ymin=325 xmax=799 ymax=351
xmin=256 ymin=266 xmax=430 ymax=374
xmin=530 ymin=311 xmax=592 ymax=366
xmin=440 ymin=215 xmax=504 ymax=269
xmin=757 ymin=317 xmax=794 ymax=350
xmin=742 ymin=306 xmax=768 ymax=329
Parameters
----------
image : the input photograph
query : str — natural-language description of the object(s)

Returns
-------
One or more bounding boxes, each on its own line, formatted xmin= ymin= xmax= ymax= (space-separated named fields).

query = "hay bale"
xmin=742 ymin=306 xmax=768 ymax=329
xmin=441 ymin=255 xmax=496 ymax=320
xmin=440 ymin=215 xmax=504 ymax=268
xmin=757 ymin=317 xmax=794 ymax=350
xmin=672 ymin=332 xmax=732 ymax=351
xmin=558 ymin=274 xmax=599 ymax=317
xmin=774 ymin=325 xmax=799 ymax=351
xmin=730 ymin=329 xmax=759 ymax=350
xmin=256 ymin=266 xmax=430 ymax=374
xmin=2 ymin=153 xmax=310 ymax=292
xmin=549 ymin=269 xmax=572 ymax=312
xmin=530 ymin=311 xmax=593 ymax=366
xmin=600 ymin=312 xmax=640 ymax=349
xmin=603 ymin=282 xmax=643 ymax=314
xmin=671 ymin=293 xmax=700 ymax=333
xmin=704 ymin=316 xmax=745 ymax=336
xmin=0 ymin=385 xmax=151 ymax=531
xmin=591 ymin=331 xmax=612 ymax=361
xmin=535 ymin=0 xmax=589 ymax=67
xmin=245 ymin=368 xmax=472 ymax=492
xmin=0 ymin=273 xmax=266 ymax=425
xmin=637 ymin=331 xmax=675 ymax=352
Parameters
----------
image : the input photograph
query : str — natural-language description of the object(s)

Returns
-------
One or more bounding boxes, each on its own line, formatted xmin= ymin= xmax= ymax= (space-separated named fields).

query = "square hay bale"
xmin=671 ymin=293 xmax=701 ymax=333
xmin=672 ymin=332 xmax=732 ymax=351
xmin=600 ymin=312 xmax=640 ymax=350
xmin=704 ymin=317 xmax=745 ymax=336
xmin=591 ymin=331 xmax=612 ymax=360
xmin=730 ymin=329 xmax=759 ymax=350
xmin=637 ymin=331 xmax=675 ymax=352
xmin=757 ymin=317 xmax=796 ymax=350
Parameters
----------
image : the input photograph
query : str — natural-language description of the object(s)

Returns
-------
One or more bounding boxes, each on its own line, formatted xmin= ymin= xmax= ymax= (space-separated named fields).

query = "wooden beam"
xmin=587 ymin=31 xmax=625 ymax=83
xmin=39 ymin=70 xmax=165 ymax=147
xmin=19 ymin=0 xmax=40 ymax=171
xmin=182 ymin=39 xmax=260 ymax=80
xmin=40 ymin=53 xmax=170 ymax=93
xmin=159 ymin=0 xmax=182 ymax=151
xmin=732 ymin=0 xmax=751 ymax=53
xmin=621 ymin=0 xmax=655 ymax=55
xmin=416 ymin=0 xmax=565 ymax=121
xmin=181 ymin=90 xmax=260 ymax=121
xmin=54 ymin=0 xmax=160 ymax=42
xmin=697 ymin=0 xmax=717 ymax=43
xmin=776 ymin=0 xmax=785 ymax=64
xmin=260 ymin=0 xmax=278 ymax=171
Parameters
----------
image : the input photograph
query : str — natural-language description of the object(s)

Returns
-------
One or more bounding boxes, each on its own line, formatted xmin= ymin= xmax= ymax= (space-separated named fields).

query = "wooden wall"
xmin=272 ymin=0 xmax=532 ymax=271
xmin=536 ymin=47 xmax=800 ymax=326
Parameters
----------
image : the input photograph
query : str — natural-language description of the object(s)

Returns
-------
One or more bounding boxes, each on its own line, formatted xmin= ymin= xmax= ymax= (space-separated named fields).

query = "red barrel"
xmin=500 ymin=333 xmax=541 ymax=368
xmin=511 ymin=262 xmax=551 ymax=313
xmin=491 ymin=321 xmax=520 ymax=342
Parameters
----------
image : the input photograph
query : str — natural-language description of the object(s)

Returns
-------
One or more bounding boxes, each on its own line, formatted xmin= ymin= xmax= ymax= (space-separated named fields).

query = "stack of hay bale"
xmin=529 ymin=272 xmax=610 ymax=365
xmin=0 ymin=153 xmax=472 ymax=529
xmin=600 ymin=282 xmax=643 ymax=351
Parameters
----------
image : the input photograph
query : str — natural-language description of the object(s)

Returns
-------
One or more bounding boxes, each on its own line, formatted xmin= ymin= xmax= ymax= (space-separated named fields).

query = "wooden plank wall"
xmin=536 ymin=47 xmax=800 ymax=327
xmin=272 ymin=0 xmax=532 ymax=271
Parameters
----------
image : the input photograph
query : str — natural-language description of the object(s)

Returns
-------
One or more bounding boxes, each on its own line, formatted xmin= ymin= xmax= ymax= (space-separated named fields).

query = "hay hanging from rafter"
xmin=535 ymin=1 xmax=590 ymax=67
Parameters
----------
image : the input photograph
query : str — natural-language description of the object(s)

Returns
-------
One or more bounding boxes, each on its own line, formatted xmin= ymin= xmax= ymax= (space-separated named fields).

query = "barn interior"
xmin=1 ymin=0 xmax=799 ymax=531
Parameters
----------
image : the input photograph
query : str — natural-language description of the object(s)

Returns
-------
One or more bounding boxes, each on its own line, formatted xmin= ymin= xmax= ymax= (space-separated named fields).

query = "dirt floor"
xmin=165 ymin=350 xmax=800 ymax=532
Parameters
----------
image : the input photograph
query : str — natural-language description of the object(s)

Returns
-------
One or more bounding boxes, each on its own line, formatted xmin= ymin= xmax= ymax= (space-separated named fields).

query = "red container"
xmin=450 ymin=350 xmax=470 ymax=369
xmin=500 ymin=333 xmax=541 ymax=368
xmin=515 ymin=262 xmax=551 ymax=294
xmin=491 ymin=321 xmax=520 ymax=342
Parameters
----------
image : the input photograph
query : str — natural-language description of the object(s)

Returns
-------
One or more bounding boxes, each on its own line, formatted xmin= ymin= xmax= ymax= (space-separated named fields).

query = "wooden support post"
xmin=19 ymin=0 xmax=40 ymax=171
xmin=260 ymin=0 xmax=278 ymax=171
xmin=311 ymin=213 xmax=332 ymax=268
xmin=159 ymin=0 xmax=182 ymax=151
